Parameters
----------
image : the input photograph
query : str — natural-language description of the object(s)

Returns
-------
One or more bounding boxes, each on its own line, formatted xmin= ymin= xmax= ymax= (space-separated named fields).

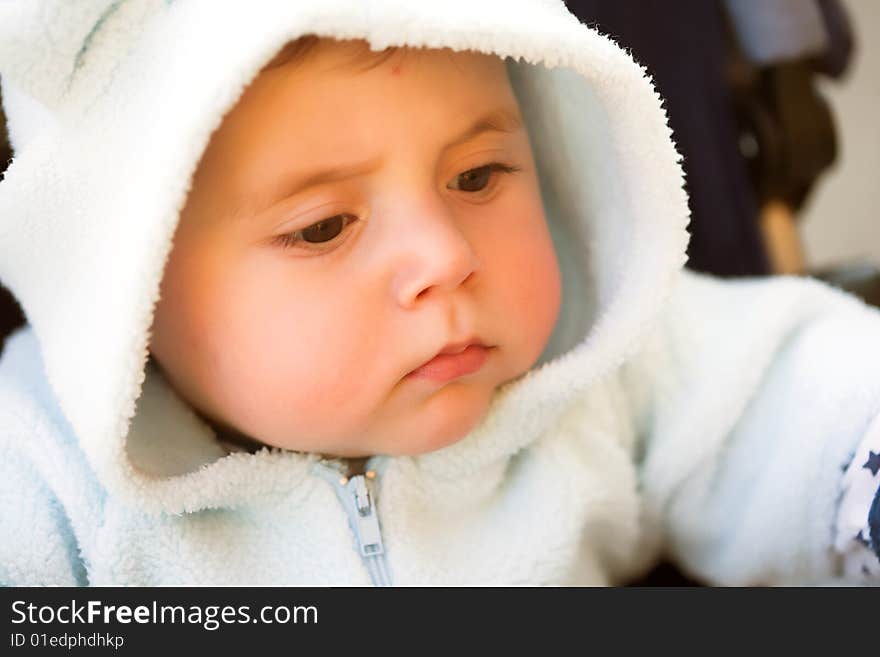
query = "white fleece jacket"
xmin=1 ymin=0 xmax=879 ymax=586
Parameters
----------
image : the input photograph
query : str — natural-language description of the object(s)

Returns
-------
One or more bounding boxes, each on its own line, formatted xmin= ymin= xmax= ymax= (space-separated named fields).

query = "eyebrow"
xmin=444 ymin=106 xmax=523 ymax=151
xmin=238 ymin=106 xmax=524 ymax=219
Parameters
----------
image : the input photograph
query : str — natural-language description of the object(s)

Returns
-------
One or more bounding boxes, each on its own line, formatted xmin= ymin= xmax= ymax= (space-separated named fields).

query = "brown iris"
xmin=455 ymin=166 xmax=492 ymax=192
xmin=301 ymin=215 xmax=348 ymax=243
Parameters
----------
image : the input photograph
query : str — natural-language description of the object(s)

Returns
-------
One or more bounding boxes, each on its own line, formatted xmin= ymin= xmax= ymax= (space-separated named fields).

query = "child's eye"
xmin=272 ymin=213 xmax=357 ymax=251
xmin=447 ymin=162 xmax=521 ymax=193
xmin=300 ymin=215 xmax=351 ymax=243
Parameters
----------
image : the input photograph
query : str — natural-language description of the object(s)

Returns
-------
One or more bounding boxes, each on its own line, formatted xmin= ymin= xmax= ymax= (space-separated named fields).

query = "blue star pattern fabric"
xmin=865 ymin=450 xmax=880 ymax=476
xmin=834 ymin=415 xmax=880 ymax=583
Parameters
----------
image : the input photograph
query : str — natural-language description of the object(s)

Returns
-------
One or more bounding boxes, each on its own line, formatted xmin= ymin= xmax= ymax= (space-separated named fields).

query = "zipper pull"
xmin=348 ymin=475 xmax=384 ymax=558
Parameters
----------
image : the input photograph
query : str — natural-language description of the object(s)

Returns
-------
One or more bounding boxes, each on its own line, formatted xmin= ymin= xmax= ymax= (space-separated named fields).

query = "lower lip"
xmin=407 ymin=345 xmax=491 ymax=384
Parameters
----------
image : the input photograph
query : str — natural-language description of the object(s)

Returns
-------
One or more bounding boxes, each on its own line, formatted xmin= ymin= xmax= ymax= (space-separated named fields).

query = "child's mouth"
xmin=406 ymin=343 xmax=492 ymax=384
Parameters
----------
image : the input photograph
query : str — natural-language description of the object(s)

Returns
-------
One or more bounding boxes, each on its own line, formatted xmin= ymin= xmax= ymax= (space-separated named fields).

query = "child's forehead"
xmin=191 ymin=38 xmax=523 ymax=215
xmin=232 ymin=39 xmax=518 ymax=142
xmin=262 ymin=35 xmax=508 ymax=83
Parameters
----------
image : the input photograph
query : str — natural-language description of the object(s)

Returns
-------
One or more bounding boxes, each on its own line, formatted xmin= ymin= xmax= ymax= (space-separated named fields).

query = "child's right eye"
xmin=272 ymin=213 xmax=357 ymax=252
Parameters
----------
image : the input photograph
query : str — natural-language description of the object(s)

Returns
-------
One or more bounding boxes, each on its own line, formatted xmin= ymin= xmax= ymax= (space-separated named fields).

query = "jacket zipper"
xmin=314 ymin=459 xmax=392 ymax=586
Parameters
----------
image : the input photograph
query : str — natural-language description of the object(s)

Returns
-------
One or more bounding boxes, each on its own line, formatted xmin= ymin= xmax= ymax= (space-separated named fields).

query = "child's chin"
xmin=393 ymin=394 xmax=491 ymax=456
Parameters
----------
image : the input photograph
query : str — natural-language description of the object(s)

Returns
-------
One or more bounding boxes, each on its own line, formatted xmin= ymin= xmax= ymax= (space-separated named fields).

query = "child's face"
xmin=149 ymin=40 xmax=561 ymax=457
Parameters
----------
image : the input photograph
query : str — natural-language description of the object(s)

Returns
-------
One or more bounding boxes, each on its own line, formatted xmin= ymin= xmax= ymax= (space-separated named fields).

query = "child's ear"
xmin=0 ymin=0 xmax=121 ymax=110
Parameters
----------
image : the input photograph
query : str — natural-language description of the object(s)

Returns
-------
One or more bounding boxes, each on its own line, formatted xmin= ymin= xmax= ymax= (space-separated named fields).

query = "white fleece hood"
xmin=0 ymin=0 xmax=689 ymax=516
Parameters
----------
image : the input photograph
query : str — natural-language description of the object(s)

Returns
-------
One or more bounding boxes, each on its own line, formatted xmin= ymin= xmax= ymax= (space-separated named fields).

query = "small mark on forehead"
xmin=391 ymin=65 xmax=401 ymax=76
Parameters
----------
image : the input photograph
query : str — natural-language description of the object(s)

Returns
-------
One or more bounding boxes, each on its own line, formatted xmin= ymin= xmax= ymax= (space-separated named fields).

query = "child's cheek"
xmin=495 ymin=206 xmax=562 ymax=369
xmin=519 ymin=235 xmax=562 ymax=359
xmin=255 ymin=298 xmax=384 ymax=428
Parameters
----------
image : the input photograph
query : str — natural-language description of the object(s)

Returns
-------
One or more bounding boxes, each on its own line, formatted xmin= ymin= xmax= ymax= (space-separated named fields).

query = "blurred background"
xmin=1 ymin=0 xmax=878 ymax=585
xmin=563 ymin=0 xmax=877 ymax=299
xmin=801 ymin=1 xmax=880 ymax=269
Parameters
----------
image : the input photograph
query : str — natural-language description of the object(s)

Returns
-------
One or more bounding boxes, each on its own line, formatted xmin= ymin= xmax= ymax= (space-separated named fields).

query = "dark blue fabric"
xmin=563 ymin=0 xmax=769 ymax=277
xmin=869 ymin=478 xmax=880 ymax=560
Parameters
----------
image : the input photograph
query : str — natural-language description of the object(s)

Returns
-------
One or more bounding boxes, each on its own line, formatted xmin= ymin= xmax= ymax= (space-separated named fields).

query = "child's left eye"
xmin=447 ymin=162 xmax=521 ymax=193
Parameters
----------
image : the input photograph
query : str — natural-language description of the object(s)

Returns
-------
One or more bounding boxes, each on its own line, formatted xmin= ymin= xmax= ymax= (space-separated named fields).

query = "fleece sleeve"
xmin=629 ymin=269 xmax=880 ymax=586
xmin=0 ymin=444 xmax=88 ymax=586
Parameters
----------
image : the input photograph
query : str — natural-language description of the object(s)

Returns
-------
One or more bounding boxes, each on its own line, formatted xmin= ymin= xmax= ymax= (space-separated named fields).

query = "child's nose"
xmin=391 ymin=202 xmax=481 ymax=309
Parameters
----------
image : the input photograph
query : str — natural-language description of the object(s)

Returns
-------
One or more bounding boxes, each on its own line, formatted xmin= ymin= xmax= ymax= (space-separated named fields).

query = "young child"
xmin=1 ymin=1 xmax=878 ymax=586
